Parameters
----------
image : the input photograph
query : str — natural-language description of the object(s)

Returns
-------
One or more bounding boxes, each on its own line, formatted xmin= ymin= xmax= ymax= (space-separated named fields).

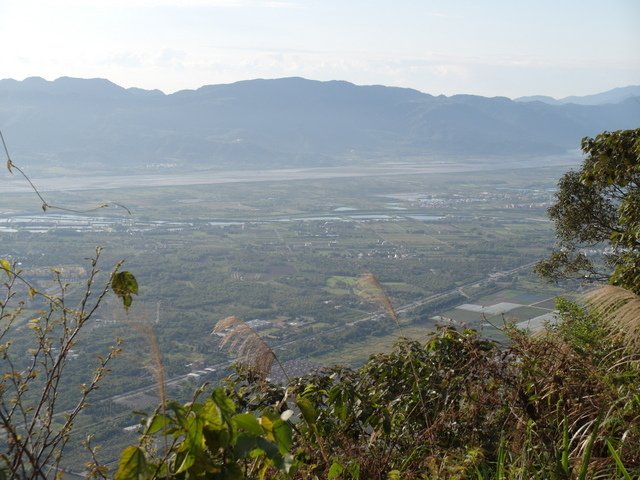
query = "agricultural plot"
xmin=437 ymin=285 xmax=562 ymax=333
xmin=457 ymin=302 xmax=522 ymax=315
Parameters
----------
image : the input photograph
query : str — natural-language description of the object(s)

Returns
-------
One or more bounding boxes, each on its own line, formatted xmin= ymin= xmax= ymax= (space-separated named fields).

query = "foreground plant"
xmin=0 ymin=249 xmax=138 ymax=478
xmin=116 ymin=387 xmax=294 ymax=480
xmin=123 ymin=283 xmax=640 ymax=479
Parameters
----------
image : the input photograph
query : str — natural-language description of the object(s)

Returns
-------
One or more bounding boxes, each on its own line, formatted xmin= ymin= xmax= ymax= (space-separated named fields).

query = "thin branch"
xmin=1 ymin=129 xmax=132 ymax=215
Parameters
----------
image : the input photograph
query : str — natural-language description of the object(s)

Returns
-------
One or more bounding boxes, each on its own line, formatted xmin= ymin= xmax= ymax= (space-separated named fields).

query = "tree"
xmin=535 ymin=128 xmax=640 ymax=293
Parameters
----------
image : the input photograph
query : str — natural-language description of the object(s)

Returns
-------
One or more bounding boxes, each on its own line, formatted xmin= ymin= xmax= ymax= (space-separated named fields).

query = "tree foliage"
xmin=536 ymin=128 xmax=640 ymax=292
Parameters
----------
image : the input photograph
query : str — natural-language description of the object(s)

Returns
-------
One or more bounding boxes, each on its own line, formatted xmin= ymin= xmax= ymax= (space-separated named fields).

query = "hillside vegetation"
xmin=110 ymin=298 xmax=639 ymax=480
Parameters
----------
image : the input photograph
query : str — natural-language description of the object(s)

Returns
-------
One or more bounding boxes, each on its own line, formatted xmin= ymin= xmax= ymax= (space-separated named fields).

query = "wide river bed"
xmin=3 ymin=156 xmax=577 ymax=193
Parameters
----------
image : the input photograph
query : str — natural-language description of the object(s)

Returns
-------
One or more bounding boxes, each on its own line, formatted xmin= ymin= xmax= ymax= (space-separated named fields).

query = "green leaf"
xmin=167 ymin=401 xmax=187 ymax=426
xmin=259 ymin=415 xmax=273 ymax=436
xmin=114 ymin=446 xmax=148 ymax=480
xmin=606 ymin=440 xmax=632 ymax=480
xmin=347 ymin=462 xmax=361 ymax=479
xmin=175 ymin=412 xmax=206 ymax=474
xmin=331 ymin=388 xmax=348 ymax=421
xmin=184 ymin=412 xmax=205 ymax=455
xmin=211 ymin=388 xmax=236 ymax=417
xmin=328 ymin=461 xmax=344 ymax=480
xmin=232 ymin=413 xmax=263 ymax=435
xmin=112 ymin=271 xmax=139 ymax=295
xmin=560 ymin=418 xmax=570 ymax=476
xmin=255 ymin=437 xmax=283 ymax=468
xmin=202 ymin=398 xmax=224 ymax=429
xmin=112 ymin=271 xmax=138 ymax=311
xmin=296 ymin=396 xmax=317 ymax=428
xmin=272 ymin=419 xmax=292 ymax=452
xmin=175 ymin=451 xmax=196 ymax=475
xmin=234 ymin=432 xmax=258 ymax=457
xmin=0 ymin=259 xmax=11 ymax=278
xmin=145 ymin=413 xmax=171 ymax=435
xmin=578 ymin=412 xmax=604 ymax=480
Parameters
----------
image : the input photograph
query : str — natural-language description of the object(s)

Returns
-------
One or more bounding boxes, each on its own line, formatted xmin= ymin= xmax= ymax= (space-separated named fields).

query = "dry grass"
xmin=136 ymin=321 xmax=166 ymax=407
xmin=112 ymin=301 xmax=166 ymax=406
xmin=212 ymin=316 xmax=284 ymax=381
xmin=583 ymin=285 xmax=640 ymax=349
xmin=355 ymin=273 xmax=399 ymax=325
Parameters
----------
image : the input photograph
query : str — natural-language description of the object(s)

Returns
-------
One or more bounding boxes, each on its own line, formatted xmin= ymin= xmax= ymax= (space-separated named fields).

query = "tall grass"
xmin=355 ymin=273 xmax=399 ymax=325
xmin=213 ymin=316 xmax=289 ymax=382
xmin=583 ymin=285 xmax=640 ymax=350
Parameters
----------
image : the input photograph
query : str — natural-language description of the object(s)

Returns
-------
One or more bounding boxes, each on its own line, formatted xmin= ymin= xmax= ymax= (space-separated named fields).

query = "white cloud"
xmin=1 ymin=1 xmax=636 ymax=98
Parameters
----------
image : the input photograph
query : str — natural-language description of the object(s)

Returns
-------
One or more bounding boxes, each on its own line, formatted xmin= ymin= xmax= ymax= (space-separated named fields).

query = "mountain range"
xmin=515 ymin=85 xmax=640 ymax=106
xmin=0 ymin=76 xmax=638 ymax=173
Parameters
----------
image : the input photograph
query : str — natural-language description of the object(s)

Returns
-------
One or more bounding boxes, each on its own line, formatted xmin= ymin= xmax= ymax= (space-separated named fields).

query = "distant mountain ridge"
xmin=0 ymin=76 xmax=638 ymax=173
xmin=515 ymin=85 xmax=640 ymax=106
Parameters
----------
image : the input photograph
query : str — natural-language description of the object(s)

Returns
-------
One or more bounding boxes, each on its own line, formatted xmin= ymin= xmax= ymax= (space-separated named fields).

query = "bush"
xmin=178 ymin=299 xmax=639 ymax=479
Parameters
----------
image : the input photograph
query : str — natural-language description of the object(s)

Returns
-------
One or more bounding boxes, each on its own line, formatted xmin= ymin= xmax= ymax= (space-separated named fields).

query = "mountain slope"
xmin=515 ymin=85 xmax=640 ymax=106
xmin=1 ymin=76 xmax=638 ymax=172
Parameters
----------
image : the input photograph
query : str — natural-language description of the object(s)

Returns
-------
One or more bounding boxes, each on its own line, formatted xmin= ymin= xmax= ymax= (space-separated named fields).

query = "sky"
xmin=0 ymin=0 xmax=638 ymax=98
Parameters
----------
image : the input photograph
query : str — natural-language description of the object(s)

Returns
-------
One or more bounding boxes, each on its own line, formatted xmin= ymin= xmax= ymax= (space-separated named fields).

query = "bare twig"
xmin=1 ymin=129 xmax=131 ymax=215
xmin=0 ymin=251 xmax=125 ymax=478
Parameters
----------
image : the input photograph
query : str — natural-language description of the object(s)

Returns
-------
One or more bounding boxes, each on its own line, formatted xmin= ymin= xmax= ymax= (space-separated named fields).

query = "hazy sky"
xmin=1 ymin=0 xmax=638 ymax=98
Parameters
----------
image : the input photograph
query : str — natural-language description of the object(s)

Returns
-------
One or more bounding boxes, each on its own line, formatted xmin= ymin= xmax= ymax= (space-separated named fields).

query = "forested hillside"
xmin=1 ymin=77 xmax=639 ymax=172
